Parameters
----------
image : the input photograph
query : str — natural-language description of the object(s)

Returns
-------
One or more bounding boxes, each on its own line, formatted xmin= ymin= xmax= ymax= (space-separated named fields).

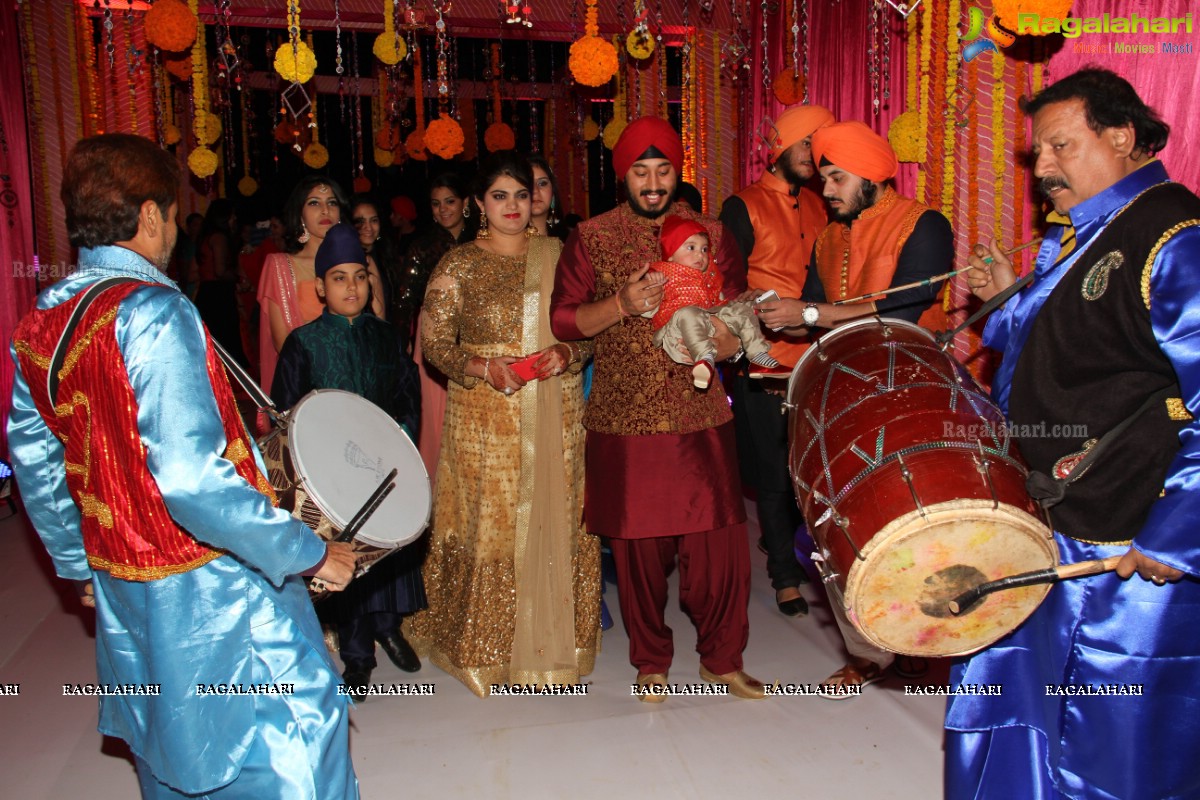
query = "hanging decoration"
xmin=187 ymin=0 xmax=218 ymax=178
xmin=406 ymin=39 xmax=429 ymax=160
xmin=304 ymin=95 xmax=329 ymax=168
xmin=237 ymin=84 xmax=256 ymax=195
xmin=602 ymin=37 xmax=627 ymax=150
xmin=582 ymin=117 xmax=599 ymax=142
xmin=375 ymin=0 xmax=407 ymax=65
xmin=570 ymin=0 xmax=618 ymax=87
xmin=484 ymin=44 xmax=515 ymax=151
xmin=626 ymin=0 xmax=654 ymax=60
xmin=275 ymin=1 xmax=317 ymax=84
xmin=888 ymin=111 xmax=922 ymax=162
xmin=144 ymin=0 xmax=197 ymax=54
xmin=772 ymin=0 xmax=804 ymax=105
xmin=163 ymin=74 xmax=181 ymax=145
xmin=506 ymin=0 xmax=534 ymax=28
xmin=193 ymin=111 xmax=222 ymax=145
xmin=426 ymin=115 xmax=465 ymax=159
xmin=164 ymin=53 xmax=193 ymax=81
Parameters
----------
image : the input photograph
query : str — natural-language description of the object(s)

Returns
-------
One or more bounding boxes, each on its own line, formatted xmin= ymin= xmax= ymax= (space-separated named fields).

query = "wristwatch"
xmin=802 ymin=303 xmax=821 ymax=327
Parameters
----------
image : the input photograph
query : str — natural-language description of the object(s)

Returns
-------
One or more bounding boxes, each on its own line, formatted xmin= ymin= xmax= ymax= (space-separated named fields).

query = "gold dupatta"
xmin=509 ymin=235 xmax=578 ymax=687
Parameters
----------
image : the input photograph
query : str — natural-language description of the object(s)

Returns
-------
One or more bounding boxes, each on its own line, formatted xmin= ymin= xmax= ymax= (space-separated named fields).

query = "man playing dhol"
xmin=550 ymin=116 xmax=765 ymax=701
xmin=948 ymin=68 xmax=1200 ymax=800
xmin=719 ymin=104 xmax=834 ymax=620
xmin=757 ymin=120 xmax=953 ymax=694
xmin=8 ymin=134 xmax=359 ymax=799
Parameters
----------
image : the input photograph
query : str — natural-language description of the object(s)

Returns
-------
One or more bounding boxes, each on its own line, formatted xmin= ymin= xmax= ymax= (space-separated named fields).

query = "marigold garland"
xmin=582 ymin=118 xmax=599 ymax=141
xmin=374 ymin=1 xmax=406 ymax=64
xmin=570 ymin=0 xmax=617 ymax=86
xmin=188 ymin=147 xmax=219 ymax=178
xmin=773 ymin=71 xmax=805 ymax=106
xmin=275 ymin=42 xmax=317 ymax=84
xmin=406 ymin=130 xmax=428 ymax=161
xmin=144 ymin=0 xmax=197 ymax=53
xmin=426 ymin=115 xmax=465 ymax=159
xmin=570 ymin=37 xmax=618 ymax=87
xmin=164 ymin=53 xmax=192 ymax=81
xmin=484 ymin=122 xmax=515 ymax=152
xmin=164 ymin=123 xmax=181 ymax=145
xmin=374 ymin=146 xmax=394 ymax=167
xmin=888 ymin=111 xmax=923 ymax=163
xmin=942 ymin=0 xmax=961 ymax=220
xmin=275 ymin=118 xmax=298 ymax=144
xmin=238 ymin=176 xmax=258 ymax=196
xmin=193 ymin=111 xmax=222 ymax=145
xmin=353 ymin=176 xmax=372 ymax=193
xmin=602 ymin=119 xmax=626 ymax=151
xmin=303 ymin=142 xmax=329 ymax=168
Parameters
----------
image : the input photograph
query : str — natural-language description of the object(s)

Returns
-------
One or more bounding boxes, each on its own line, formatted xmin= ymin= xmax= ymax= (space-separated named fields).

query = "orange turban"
xmin=812 ymin=121 xmax=898 ymax=182
xmin=613 ymin=116 xmax=684 ymax=178
xmin=769 ymin=105 xmax=834 ymax=158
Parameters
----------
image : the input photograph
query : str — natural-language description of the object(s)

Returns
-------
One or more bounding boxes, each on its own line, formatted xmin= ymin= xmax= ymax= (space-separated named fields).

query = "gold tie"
xmin=1045 ymin=210 xmax=1076 ymax=260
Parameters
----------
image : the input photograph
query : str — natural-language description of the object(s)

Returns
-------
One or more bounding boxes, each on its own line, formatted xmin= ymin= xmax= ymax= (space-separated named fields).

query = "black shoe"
xmin=776 ymin=592 xmax=809 ymax=618
xmin=378 ymin=631 xmax=421 ymax=673
xmin=342 ymin=663 xmax=372 ymax=702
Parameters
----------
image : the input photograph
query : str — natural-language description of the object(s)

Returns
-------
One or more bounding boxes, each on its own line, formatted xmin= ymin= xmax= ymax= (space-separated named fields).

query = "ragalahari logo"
xmin=960 ymin=5 xmax=1017 ymax=62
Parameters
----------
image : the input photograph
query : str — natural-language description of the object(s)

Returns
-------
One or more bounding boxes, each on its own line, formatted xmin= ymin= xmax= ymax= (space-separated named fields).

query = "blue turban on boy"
xmin=315 ymin=223 xmax=368 ymax=278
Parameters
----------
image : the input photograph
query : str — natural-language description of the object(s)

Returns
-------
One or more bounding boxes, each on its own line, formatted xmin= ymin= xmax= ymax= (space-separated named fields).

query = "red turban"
xmin=659 ymin=215 xmax=707 ymax=260
xmin=613 ymin=116 xmax=684 ymax=179
xmin=769 ymin=105 xmax=834 ymax=158
xmin=390 ymin=195 xmax=417 ymax=221
xmin=812 ymin=121 xmax=898 ymax=182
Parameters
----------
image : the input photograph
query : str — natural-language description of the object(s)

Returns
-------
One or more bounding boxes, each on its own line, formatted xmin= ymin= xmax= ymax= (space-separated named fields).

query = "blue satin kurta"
xmin=945 ymin=162 xmax=1200 ymax=799
xmin=7 ymin=246 xmax=358 ymax=798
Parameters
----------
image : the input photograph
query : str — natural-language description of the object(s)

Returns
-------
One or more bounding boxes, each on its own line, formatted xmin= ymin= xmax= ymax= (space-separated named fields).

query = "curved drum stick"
xmin=947 ymin=554 xmax=1122 ymax=616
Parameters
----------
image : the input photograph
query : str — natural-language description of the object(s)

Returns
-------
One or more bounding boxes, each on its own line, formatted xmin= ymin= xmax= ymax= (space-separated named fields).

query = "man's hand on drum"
xmin=473 ymin=355 xmax=527 ymax=396
xmin=315 ymin=541 xmax=357 ymax=592
xmin=618 ymin=264 xmax=666 ymax=316
xmin=1116 ymin=547 xmax=1185 ymax=586
xmin=964 ymin=239 xmax=1018 ymax=303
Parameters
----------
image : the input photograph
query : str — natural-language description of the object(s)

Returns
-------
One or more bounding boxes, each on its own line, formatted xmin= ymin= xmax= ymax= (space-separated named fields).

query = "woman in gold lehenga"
xmin=407 ymin=152 xmax=601 ymax=696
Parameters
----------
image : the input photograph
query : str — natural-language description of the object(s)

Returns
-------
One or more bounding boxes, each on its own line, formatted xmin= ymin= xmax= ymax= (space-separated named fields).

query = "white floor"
xmin=0 ymin=500 xmax=947 ymax=799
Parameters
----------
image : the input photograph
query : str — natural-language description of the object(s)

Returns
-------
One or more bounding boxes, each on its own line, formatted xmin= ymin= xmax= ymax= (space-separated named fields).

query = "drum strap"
xmin=934 ymin=271 xmax=1034 ymax=346
xmin=48 ymin=277 xmax=137 ymax=403
xmin=1025 ymin=385 xmax=1175 ymax=508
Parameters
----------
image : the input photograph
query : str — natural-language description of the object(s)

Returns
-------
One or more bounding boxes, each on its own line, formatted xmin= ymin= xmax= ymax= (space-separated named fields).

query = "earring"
xmin=477 ymin=214 xmax=490 ymax=239
xmin=548 ymin=201 xmax=559 ymax=228
xmin=462 ymin=204 xmax=470 ymax=218
xmin=525 ymin=222 xmax=539 ymax=238
xmin=298 ymin=223 xmax=310 ymax=244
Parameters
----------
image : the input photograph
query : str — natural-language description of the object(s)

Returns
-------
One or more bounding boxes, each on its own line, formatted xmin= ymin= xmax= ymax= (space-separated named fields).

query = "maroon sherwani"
xmin=550 ymin=202 xmax=751 ymax=676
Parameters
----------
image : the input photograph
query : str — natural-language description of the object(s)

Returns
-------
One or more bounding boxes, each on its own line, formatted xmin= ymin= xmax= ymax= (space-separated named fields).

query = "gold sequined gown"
xmin=408 ymin=241 xmax=601 ymax=696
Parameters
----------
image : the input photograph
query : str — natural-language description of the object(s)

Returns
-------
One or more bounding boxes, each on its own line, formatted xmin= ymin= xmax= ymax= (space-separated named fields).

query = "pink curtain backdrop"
xmin=740 ymin=0 xmax=911 ymax=195
xmin=1043 ymin=0 xmax=1198 ymax=193
xmin=0 ymin=3 xmax=38 ymax=456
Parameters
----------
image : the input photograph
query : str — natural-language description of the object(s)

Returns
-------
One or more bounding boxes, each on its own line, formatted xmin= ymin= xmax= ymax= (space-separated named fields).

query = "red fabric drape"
xmin=1044 ymin=0 xmax=1199 ymax=194
xmin=0 ymin=3 xmax=38 ymax=456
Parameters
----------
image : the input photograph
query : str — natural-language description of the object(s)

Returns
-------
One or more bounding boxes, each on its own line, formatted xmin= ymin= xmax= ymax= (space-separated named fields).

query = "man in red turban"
xmin=756 ymin=118 xmax=954 ymax=695
xmin=720 ymin=104 xmax=833 ymax=621
xmin=550 ymin=117 xmax=767 ymax=701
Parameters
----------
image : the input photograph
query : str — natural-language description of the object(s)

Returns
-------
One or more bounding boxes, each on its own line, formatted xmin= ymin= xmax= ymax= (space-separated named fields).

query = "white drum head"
xmin=289 ymin=389 xmax=431 ymax=549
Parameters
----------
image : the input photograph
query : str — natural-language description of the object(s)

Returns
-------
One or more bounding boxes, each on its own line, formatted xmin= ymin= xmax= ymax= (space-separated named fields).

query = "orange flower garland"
xmin=374 ymin=146 xmax=394 ymax=167
xmin=353 ymin=176 xmax=372 ymax=193
xmin=188 ymin=0 xmax=217 ymax=179
xmin=773 ymin=71 xmax=805 ymax=106
xmin=144 ymin=0 xmax=197 ymax=53
xmin=426 ymin=115 xmax=465 ymax=159
xmin=484 ymin=122 xmax=516 ymax=152
xmin=164 ymin=54 xmax=192 ymax=81
xmin=570 ymin=0 xmax=618 ymax=87
xmin=406 ymin=129 xmax=428 ymax=161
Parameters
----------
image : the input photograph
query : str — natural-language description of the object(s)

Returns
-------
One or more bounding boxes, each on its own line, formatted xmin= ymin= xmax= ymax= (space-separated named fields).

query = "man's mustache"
xmin=1039 ymin=176 xmax=1070 ymax=197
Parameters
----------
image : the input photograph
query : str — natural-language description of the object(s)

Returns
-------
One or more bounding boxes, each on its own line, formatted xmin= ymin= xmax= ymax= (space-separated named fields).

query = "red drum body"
xmin=787 ymin=319 xmax=1055 ymax=657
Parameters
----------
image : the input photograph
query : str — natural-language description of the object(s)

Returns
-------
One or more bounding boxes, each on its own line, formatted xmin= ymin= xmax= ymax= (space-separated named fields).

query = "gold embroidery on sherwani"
xmin=407 ymin=243 xmax=601 ymax=696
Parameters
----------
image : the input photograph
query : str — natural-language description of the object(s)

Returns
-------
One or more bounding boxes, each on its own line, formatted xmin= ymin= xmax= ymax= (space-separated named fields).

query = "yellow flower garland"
xmin=238 ymin=176 xmax=259 ymax=197
xmin=192 ymin=111 xmax=222 ymax=145
xmin=303 ymin=142 xmax=329 ymax=168
xmin=374 ymin=146 xmax=394 ymax=167
xmin=276 ymin=1 xmax=316 ymax=83
xmin=582 ymin=118 xmax=599 ymax=142
xmin=888 ymin=111 xmax=923 ymax=163
xmin=188 ymin=147 xmax=219 ymax=178
xmin=374 ymin=0 xmax=406 ymax=65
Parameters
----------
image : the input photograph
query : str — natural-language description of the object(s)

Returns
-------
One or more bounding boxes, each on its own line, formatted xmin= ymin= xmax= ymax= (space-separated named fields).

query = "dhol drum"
xmin=787 ymin=318 xmax=1056 ymax=657
xmin=258 ymin=389 xmax=431 ymax=598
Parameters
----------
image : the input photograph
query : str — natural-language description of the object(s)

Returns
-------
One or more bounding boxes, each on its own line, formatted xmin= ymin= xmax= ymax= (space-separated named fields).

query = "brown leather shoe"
xmin=635 ymin=672 xmax=669 ymax=703
xmin=699 ymin=666 xmax=766 ymax=699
